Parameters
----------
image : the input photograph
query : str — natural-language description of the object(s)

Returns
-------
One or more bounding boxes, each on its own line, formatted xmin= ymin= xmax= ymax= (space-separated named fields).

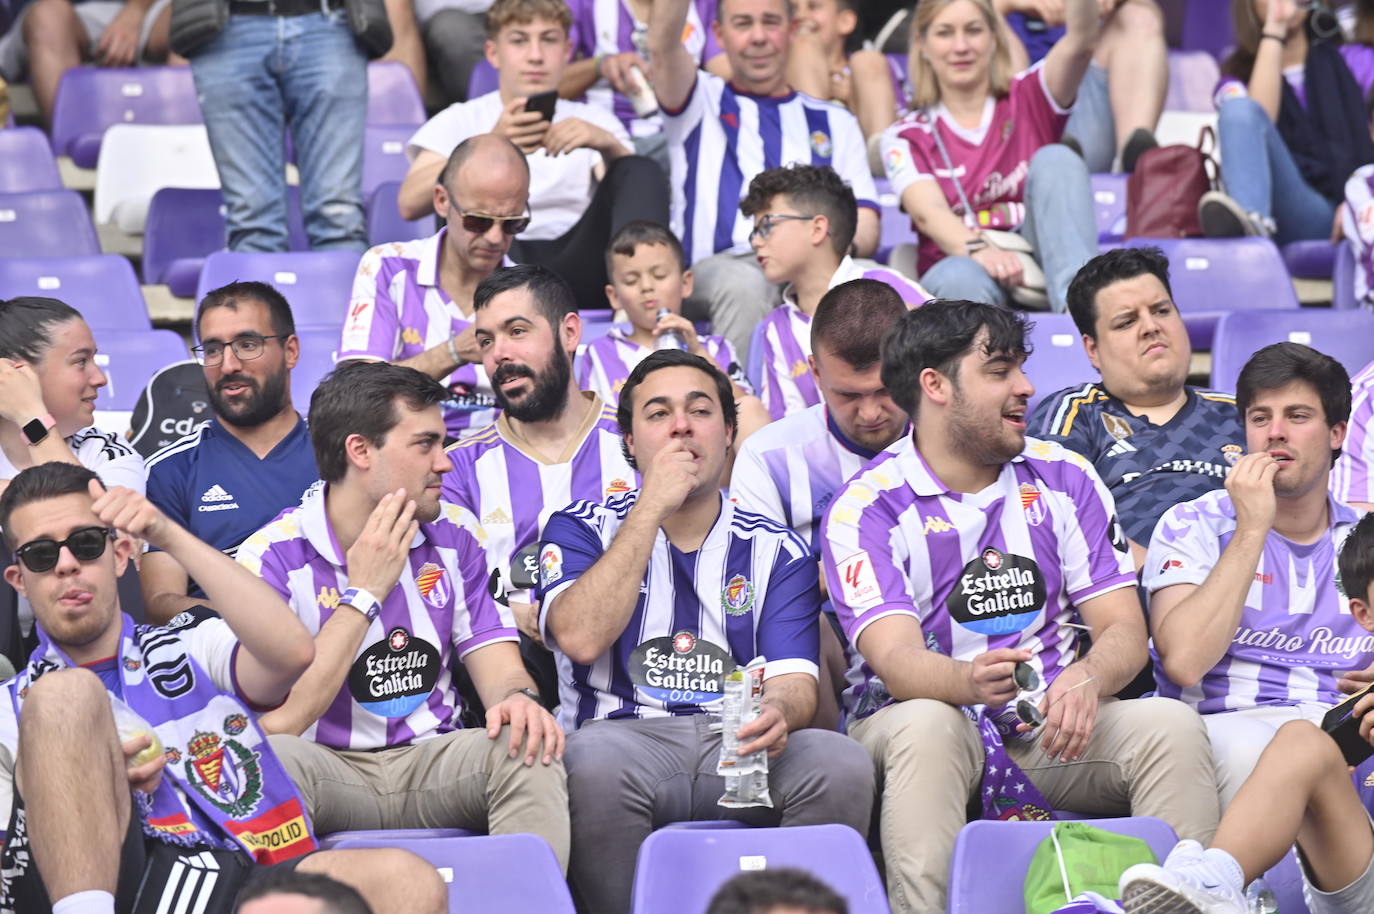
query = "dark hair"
xmin=0 ymin=463 xmax=98 ymax=551
xmin=705 ymin=869 xmax=848 ymax=914
xmin=196 ymin=281 xmax=296 ymax=341
xmin=1340 ymin=512 xmax=1374 ymax=605
xmin=437 ymin=133 xmax=530 ymax=191
xmin=605 ymin=220 xmax=688 ymax=278
xmin=1235 ymin=342 xmax=1351 ymax=463
xmin=235 ymin=869 xmax=373 ymax=914
xmin=739 ymin=164 xmax=858 ymax=258
xmin=0 ymin=296 xmax=84 ymax=363
xmin=308 ymin=361 xmax=449 ymax=483
xmin=811 ymin=279 xmax=907 ymax=370
xmin=473 ymin=263 xmax=578 ymax=331
xmin=881 ymin=300 xmax=1031 ymax=417
xmin=715 ymin=0 xmax=794 ymax=22
xmin=616 ymin=349 xmax=738 ymax=469
xmin=1065 ymin=247 xmax=1174 ymax=339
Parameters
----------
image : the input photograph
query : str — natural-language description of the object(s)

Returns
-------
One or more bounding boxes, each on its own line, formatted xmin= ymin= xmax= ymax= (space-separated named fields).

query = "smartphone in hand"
xmin=525 ymin=89 xmax=558 ymax=122
xmin=1322 ymin=683 xmax=1374 ymax=766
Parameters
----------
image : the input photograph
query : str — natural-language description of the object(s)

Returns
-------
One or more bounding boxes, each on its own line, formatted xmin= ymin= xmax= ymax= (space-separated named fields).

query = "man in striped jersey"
xmin=823 ymin=300 xmax=1219 ymax=914
xmin=1147 ymin=343 xmax=1367 ymax=808
xmin=647 ymin=0 xmax=880 ymax=356
xmin=236 ymin=361 xmax=569 ymax=863
xmin=538 ymin=350 xmax=873 ymax=914
xmin=1332 ymin=356 xmax=1374 ymax=514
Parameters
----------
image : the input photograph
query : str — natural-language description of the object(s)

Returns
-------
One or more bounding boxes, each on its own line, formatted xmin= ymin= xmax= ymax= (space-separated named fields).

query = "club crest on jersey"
xmin=810 ymin=130 xmax=832 ymax=158
xmin=415 ymin=562 xmax=450 ymax=609
xmin=223 ymin=713 xmax=248 ymax=736
xmin=123 ymin=657 xmax=141 ymax=672
xmin=1222 ymin=444 xmax=1243 ymax=466
xmin=982 ymin=548 xmax=1004 ymax=571
xmin=1159 ymin=558 xmax=1184 ymax=574
xmin=1102 ymin=413 xmax=1133 ymax=441
xmin=1018 ymin=483 xmax=1046 ymax=527
xmin=184 ymin=731 xmax=263 ymax=818
xmin=721 ymin=574 xmax=755 ymax=616
xmin=606 ymin=478 xmax=631 ymax=495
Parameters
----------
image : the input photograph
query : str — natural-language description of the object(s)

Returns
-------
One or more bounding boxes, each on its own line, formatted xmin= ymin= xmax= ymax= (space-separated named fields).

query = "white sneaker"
xmin=1198 ymin=191 xmax=1271 ymax=239
xmin=1119 ymin=845 xmax=1247 ymax=914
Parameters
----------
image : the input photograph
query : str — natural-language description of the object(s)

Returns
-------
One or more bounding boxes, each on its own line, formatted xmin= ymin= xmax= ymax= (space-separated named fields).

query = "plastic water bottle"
xmin=655 ymin=307 xmax=686 ymax=350
xmin=625 ymin=65 xmax=659 ymax=118
xmin=1245 ymin=878 xmax=1278 ymax=914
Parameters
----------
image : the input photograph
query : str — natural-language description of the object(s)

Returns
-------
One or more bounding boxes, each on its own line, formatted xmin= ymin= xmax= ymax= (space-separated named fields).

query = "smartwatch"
xmin=340 ymin=586 xmax=383 ymax=622
xmin=21 ymin=413 xmax=55 ymax=447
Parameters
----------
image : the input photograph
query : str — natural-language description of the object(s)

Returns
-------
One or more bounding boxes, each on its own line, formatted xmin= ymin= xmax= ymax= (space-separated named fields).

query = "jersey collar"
xmin=824 ymin=407 xmax=906 ymax=461
xmin=300 ymin=482 xmax=426 ymax=568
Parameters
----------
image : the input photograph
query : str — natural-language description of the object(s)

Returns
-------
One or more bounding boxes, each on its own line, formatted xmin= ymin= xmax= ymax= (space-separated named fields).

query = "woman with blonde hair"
xmin=879 ymin=0 xmax=1100 ymax=312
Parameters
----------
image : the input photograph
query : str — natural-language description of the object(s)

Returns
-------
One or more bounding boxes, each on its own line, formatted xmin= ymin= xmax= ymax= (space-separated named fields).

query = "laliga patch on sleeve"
xmin=838 ymin=551 xmax=883 ymax=610
xmin=540 ymin=544 xmax=564 ymax=587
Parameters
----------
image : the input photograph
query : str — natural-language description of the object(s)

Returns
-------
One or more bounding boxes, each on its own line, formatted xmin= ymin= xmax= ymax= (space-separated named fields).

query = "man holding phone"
xmin=399 ymin=0 xmax=669 ymax=307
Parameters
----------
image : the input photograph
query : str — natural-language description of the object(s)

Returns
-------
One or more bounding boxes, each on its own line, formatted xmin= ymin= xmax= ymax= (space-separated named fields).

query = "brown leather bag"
xmin=1125 ymin=126 xmax=1218 ymax=239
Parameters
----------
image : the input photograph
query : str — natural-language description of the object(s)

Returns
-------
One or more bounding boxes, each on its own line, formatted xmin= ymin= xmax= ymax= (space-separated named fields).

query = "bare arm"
xmin=1247 ymin=0 xmax=1297 ymax=122
xmin=458 ymin=639 xmax=566 ymax=766
xmin=849 ymin=49 xmax=899 ymax=142
xmin=901 ymin=181 xmax=978 ymax=256
xmin=0 ymin=363 xmax=83 ymax=472
xmin=856 ymin=613 xmax=1030 ymax=707
xmin=853 ymin=208 xmax=879 ymax=258
xmin=559 ymin=56 xmax=601 ymax=99
xmin=139 ymin=551 xmax=215 ymax=625
xmin=398 ymin=150 xmax=447 ymax=221
xmin=393 ymin=325 xmax=481 ymax=380
xmin=734 ymin=671 xmax=818 ymax=758
xmin=1039 ymin=0 xmax=1101 ymax=109
xmin=647 ymin=0 xmax=699 ymax=112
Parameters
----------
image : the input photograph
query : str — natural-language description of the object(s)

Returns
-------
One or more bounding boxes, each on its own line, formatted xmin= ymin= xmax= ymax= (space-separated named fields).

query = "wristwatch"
xmin=21 ymin=413 xmax=55 ymax=446
xmin=340 ymin=586 xmax=383 ymax=622
xmin=507 ymin=687 xmax=542 ymax=704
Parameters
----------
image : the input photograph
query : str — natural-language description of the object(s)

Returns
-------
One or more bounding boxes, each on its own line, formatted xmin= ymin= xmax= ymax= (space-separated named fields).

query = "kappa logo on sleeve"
xmin=838 ymin=551 xmax=883 ymax=610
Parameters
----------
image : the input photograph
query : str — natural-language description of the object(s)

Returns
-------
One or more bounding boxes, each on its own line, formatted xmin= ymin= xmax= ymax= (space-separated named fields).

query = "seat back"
xmin=367 ymin=60 xmax=426 ymax=127
xmin=90 ymin=330 xmax=192 ymax=435
xmin=0 ymin=126 xmax=63 ymax=192
xmin=363 ymin=124 xmax=416 ymax=201
xmin=92 ymin=124 xmax=219 ymax=230
xmin=292 ymin=328 xmax=343 ymax=409
xmin=1334 ymin=238 xmax=1358 ymax=310
xmin=0 ymin=190 xmax=101 ymax=257
xmin=875 ymin=176 xmax=913 ymax=261
xmin=126 ymin=360 xmax=212 ymax=459
xmin=367 ymin=180 xmax=437 ymax=246
xmin=1090 ymin=173 xmax=1127 ymax=243
xmin=631 ymin=824 xmax=890 ymax=914
xmin=1023 ymin=315 xmax=1096 ymax=415
xmin=947 ymin=817 xmax=1178 ymax=913
xmin=143 ymin=188 xmax=229 ymax=287
xmin=50 ymin=66 xmax=203 ymax=168
xmin=1210 ymin=309 xmax=1374 ymax=392
xmin=467 ymin=59 xmax=500 ymax=99
xmin=1281 ymin=239 xmax=1338 ymax=281
xmin=1164 ymin=50 xmax=1221 ymax=113
xmin=0 ymin=255 xmax=149 ymax=329
xmin=196 ymin=250 xmax=361 ymax=330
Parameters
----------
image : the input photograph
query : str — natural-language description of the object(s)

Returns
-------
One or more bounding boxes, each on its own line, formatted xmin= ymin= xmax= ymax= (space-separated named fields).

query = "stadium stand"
xmin=0 ymin=125 xmax=60 ymax=192
xmin=92 ymin=124 xmax=219 ymax=234
xmin=194 ymin=250 xmax=360 ymax=329
xmin=48 ymin=66 xmax=201 ymax=169
xmin=0 ymin=254 xmax=149 ymax=329
xmin=1210 ymin=309 xmax=1374 ymax=393
xmin=0 ymin=188 xmax=99 ymax=257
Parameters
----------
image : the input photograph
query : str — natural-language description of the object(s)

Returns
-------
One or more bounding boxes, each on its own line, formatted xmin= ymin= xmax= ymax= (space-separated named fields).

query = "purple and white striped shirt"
xmin=576 ymin=325 xmax=751 ymax=405
xmin=339 ymin=230 xmax=510 ymax=440
xmin=237 ymin=483 xmax=517 ymax=750
xmin=757 ymin=257 xmax=928 ymax=420
xmin=821 ymin=436 xmax=1136 ymax=723
xmin=1333 ymin=358 xmax=1374 ymax=506
xmin=1145 ymin=489 xmax=1363 ymax=713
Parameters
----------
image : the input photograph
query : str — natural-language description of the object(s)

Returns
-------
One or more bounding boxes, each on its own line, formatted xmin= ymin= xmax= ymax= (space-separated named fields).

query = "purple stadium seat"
xmin=1210 ymin=309 xmax=1374 ymax=392
xmin=468 ymin=59 xmax=500 ymax=99
xmin=1164 ymin=50 xmax=1221 ymax=113
xmin=92 ymin=329 xmax=191 ymax=413
xmin=1282 ymin=239 xmax=1338 ymax=280
xmin=0 ymin=127 xmax=63 ymax=192
xmin=367 ymin=180 xmax=438 ymax=246
xmin=580 ymin=309 xmax=617 ymax=345
xmin=363 ymin=124 xmax=416 ymax=201
xmin=1124 ymin=237 xmax=1300 ymax=349
xmin=321 ymin=832 xmax=574 ymax=914
xmin=631 ymin=824 xmax=890 ymax=914
xmin=947 ymin=817 xmax=1178 ymax=914
xmin=367 ymin=60 xmax=426 ymax=127
xmin=49 ymin=66 xmax=202 ymax=168
xmin=291 ymin=328 xmax=343 ymax=408
xmin=0 ymin=256 xmax=149 ymax=329
xmin=318 ymin=828 xmax=477 ymax=850
xmin=0 ymin=190 xmax=101 ymax=258
xmin=1177 ymin=1 xmax=1235 ymax=62
xmin=875 ymin=176 xmax=913 ymax=263
xmin=1333 ymin=239 xmax=1358 ymax=310
xmin=664 ymin=820 xmax=748 ymax=830
xmin=1091 ymin=173 xmax=1127 ymax=243
xmin=195 ymin=249 xmax=357 ymax=328
xmin=1024 ymin=314 xmax=1096 ymax=414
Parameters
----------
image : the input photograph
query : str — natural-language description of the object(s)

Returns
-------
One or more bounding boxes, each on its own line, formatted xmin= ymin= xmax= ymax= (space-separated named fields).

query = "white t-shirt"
xmin=407 ymin=91 xmax=632 ymax=241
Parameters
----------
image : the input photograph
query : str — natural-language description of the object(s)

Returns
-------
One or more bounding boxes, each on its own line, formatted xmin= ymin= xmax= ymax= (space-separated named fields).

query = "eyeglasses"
xmin=191 ymin=334 xmax=288 ymax=366
xmin=14 ymin=526 xmax=115 ymax=573
xmin=449 ymin=203 xmax=531 ymax=236
xmin=748 ymin=212 xmax=816 ymax=243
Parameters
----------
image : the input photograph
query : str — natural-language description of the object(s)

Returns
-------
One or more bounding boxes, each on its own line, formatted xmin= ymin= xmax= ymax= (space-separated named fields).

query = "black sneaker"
xmin=1198 ymin=191 xmax=1267 ymax=238
xmin=1121 ymin=128 xmax=1158 ymax=173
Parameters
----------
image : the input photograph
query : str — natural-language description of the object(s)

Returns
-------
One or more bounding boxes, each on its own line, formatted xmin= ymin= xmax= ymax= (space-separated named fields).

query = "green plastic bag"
xmin=1023 ymin=822 xmax=1158 ymax=914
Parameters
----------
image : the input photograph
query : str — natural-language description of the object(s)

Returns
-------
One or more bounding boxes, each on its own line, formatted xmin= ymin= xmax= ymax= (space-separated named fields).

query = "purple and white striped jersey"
xmin=441 ymin=394 xmax=637 ymax=584
xmin=665 ymin=73 xmax=878 ymax=266
xmin=1333 ymin=358 xmax=1374 ymax=506
xmin=576 ymin=324 xmax=751 ymax=405
xmin=821 ymin=436 xmax=1136 ymax=723
xmin=1144 ymin=490 xmax=1364 ymax=713
xmin=237 ymin=483 xmax=517 ymax=750
xmin=757 ymin=257 xmax=928 ymax=420
xmin=1343 ymin=166 xmax=1374 ymax=311
xmin=730 ymin=402 xmax=906 ymax=555
xmin=537 ymin=493 xmax=821 ymax=730
xmin=567 ymin=0 xmax=720 ymax=137
xmin=339 ymin=229 xmax=511 ymax=440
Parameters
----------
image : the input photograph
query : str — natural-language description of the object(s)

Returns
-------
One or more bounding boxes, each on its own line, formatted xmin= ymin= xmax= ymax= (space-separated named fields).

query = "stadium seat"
xmin=321 ymin=831 xmax=574 ymax=914
xmin=1023 ymin=314 xmax=1096 ymax=414
xmin=1164 ymin=50 xmax=1221 ymax=114
xmin=292 ymin=328 xmax=344 ymax=408
xmin=1282 ymin=239 xmax=1338 ymax=281
xmin=195 ymin=250 xmax=360 ymax=329
xmin=90 ymin=329 xmax=191 ymax=434
xmin=581 ymin=309 xmax=617 ymax=344
xmin=318 ymin=828 xmax=479 ymax=850
xmin=468 ymin=59 xmax=500 ymax=99
xmin=0 ymin=256 xmax=150 ymax=329
xmin=363 ymin=124 xmax=417 ymax=201
xmin=367 ymin=60 xmax=426 ymax=127
xmin=1177 ymin=0 xmax=1235 ymax=62
xmin=367 ymin=180 xmax=437 ymax=246
xmin=1123 ymin=237 xmax=1299 ymax=348
xmin=875 ymin=176 xmax=913 ymax=264
xmin=1333 ymin=239 xmax=1358 ymax=310
xmin=49 ymin=66 xmax=202 ymax=168
xmin=0 ymin=190 xmax=101 ymax=258
xmin=93 ymin=124 xmax=219 ymax=233
xmin=947 ymin=817 xmax=1178 ymax=914
xmin=1210 ymin=309 xmax=1374 ymax=392
xmin=0 ymin=127 xmax=63 ymax=192
xmin=632 ymin=824 xmax=889 ymax=914
xmin=1090 ymin=173 xmax=1127 ymax=244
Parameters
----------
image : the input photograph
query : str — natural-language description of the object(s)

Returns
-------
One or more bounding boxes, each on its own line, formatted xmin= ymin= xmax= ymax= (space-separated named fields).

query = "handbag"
xmin=344 ymin=0 xmax=393 ymax=59
xmin=1125 ymin=126 xmax=1218 ymax=240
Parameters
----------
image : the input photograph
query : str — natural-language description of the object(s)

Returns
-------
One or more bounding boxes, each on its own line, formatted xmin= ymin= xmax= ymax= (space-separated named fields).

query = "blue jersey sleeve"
xmin=535 ymin=503 xmax=610 ymax=643
xmin=756 ymin=545 xmax=821 ymax=680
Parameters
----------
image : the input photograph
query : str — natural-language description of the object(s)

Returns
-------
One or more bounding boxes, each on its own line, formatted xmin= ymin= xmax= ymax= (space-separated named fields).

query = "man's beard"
xmin=210 ymin=366 xmax=290 ymax=428
xmin=947 ymin=387 xmax=1024 ymax=468
xmin=492 ymin=345 xmax=571 ymax=424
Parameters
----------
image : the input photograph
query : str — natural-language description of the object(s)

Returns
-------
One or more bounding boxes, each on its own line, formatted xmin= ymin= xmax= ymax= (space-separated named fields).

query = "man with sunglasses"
xmin=0 ymin=463 xmax=448 ymax=914
xmin=141 ymin=282 xmax=320 ymax=624
xmin=343 ymin=135 xmax=529 ymax=441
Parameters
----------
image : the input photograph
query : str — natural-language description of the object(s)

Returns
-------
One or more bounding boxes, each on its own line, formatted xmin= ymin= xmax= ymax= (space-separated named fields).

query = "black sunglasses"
xmin=14 ymin=526 xmax=116 ymax=573
xmin=449 ymin=203 xmax=531 ymax=236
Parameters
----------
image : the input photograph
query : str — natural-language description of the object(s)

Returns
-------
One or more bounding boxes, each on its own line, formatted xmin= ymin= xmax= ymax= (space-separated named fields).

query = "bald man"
xmin=341 ymin=134 xmax=531 ymax=440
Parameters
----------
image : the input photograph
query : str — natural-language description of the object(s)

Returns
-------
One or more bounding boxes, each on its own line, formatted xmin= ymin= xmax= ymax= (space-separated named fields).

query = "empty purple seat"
xmin=367 ymin=180 xmax=437 ymax=246
xmin=321 ymin=831 xmax=574 ymax=914
xmin=631 ymin=824 xmax=889 ymax=914
xmin=1164 ymin=50 xmax=1221 ymax=113
xmin=367 ymin=60 xmax=426 ymax=127
xmin=948 ymin=817 xmax=1178 ymax=914
xmin=1124 ymin=237 xmax=1300 ymax=349
xmin=0 ymin=190 xmax=101 ymax=258
xmin=196 ymin=250 xmax=360 ymax=329
xmin=318 ymin=828 xmax=477 ymax=850
xmin=49 ymin=66 xmax=202 ymax=168
xmin=0 ymin=256 xmax=149 ymax=329
xmin=1023 ymin=314 xmax=1096 ymax=414
xmin=92 ymin=329 xmax=191 ymax=413
xmin=0 ymin=127 xmax=63 ymax=192
xmin=1333 ymin=239 xmax=1358 ymax=310
xmin=1091 ymin=173 xmax=1127 ymax=243
xmin=1282 ymin=239 xmax=1338 ymax=280
xmin=467 ymin=59 xmax=500 ymax=99
xmin=363 ymin=125 xmax=416 ymax=201
xmin=875 ymin=176 xmax=913 ymax=264
xmin=1210 ymin=309 xmax=1374 ymax=392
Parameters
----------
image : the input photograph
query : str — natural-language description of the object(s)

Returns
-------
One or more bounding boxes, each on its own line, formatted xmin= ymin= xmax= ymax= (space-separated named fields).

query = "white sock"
xmin=1200 ymin=847 xmax=1246 ymax=893
xmin=52 ymin=890 xmax=116 ymax=914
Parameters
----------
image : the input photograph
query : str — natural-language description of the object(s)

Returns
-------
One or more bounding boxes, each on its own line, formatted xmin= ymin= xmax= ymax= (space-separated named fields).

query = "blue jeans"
xmin=1217 ymin=95 xmax=1336 ymax=245
xmin=919 ymin=144 xmax=1098 ymax=313
xmin=189 ymin=9 xmax=368 ymax=252
xmin=1064 ymin=63 xmax=1114 ymax=173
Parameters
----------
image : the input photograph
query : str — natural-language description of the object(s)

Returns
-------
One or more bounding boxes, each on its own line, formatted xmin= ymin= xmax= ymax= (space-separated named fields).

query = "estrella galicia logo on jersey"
xmin=629 ymin=631 xmax=737 ymax=705
xmin=415 ymin=562 xmax=451 ymax=609
xmin=1222 ymin=444 xmax=1243 ymax=466
xmin=946 ymin=549 xmax=1046 ymax=635
xmin=1018 ymin=483 xmax=1046 ymax=527
xmin=721 ymin=574 xmax=755 ymax=616
xmin=184 ymin=731 xmax=263 ymax=818
xmin=347 ymin=628 xmax=440 ymax=718
xmin=1108 ymin=514 xmax=1129 ymax=553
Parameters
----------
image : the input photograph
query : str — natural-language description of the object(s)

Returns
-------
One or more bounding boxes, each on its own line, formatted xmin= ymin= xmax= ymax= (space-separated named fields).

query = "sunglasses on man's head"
xmin=450 ymin=203 xmax=531 ymax=236
xmin=14 ymin=526 xmax=115 ymax=573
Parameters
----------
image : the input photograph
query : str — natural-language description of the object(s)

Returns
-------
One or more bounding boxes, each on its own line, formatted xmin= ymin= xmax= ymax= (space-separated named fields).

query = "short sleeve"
xmin=820 ymin=480 xmax=918 ymax=645
xmin=729 ymin=443 xmax=788 ymax=529
xmin=339 ymin=245 xmax=401 ymax=361
xmin=662 ymin=70 xmax=708 ymax=125
xmin=756 ymin=545 xmax=821 ymax=681
xmin=1049 ymin=456 xmax=1136 ymax=604
xmin=535 ymin=505 xmax=611 ymax=643
xmin=168 ymin=609 xmax=240 ymax=695
xmin=437 ymin=506 xmax=519 ymax=657
xmin=1333 ymin=364 xmax=1374 ymax=505
xmin=706 ymin=336 xmax=753 ymax=396
xmin=879 ymin=122 xmax=930 ymax=200
xmin=407 ymin=101 xmax=483 ymax=160
xmin=235 ymin=523 xmax=295 ymax=600
xmin=1143 ymin=499 xmax=1223 ymax=594
xmin=97 ymin=450 xmax=148 ymax=496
